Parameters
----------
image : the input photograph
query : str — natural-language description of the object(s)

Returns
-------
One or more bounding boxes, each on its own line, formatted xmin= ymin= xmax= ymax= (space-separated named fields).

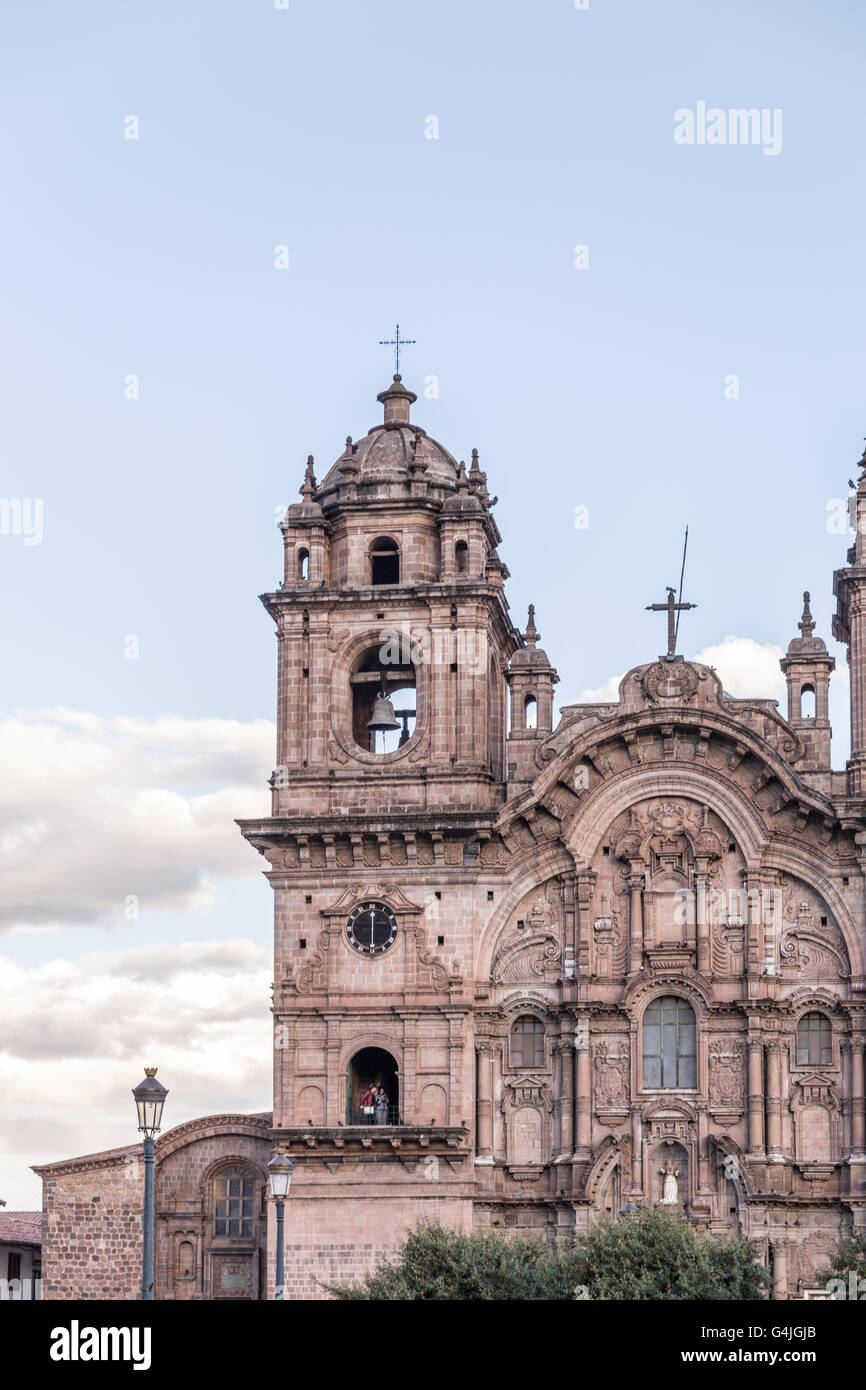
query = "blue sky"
xmin=0 ymin=0 xmax=863 ymax=1205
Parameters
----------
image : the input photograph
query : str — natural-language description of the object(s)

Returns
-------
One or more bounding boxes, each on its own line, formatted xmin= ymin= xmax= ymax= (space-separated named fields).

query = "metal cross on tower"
xmin=378 ymin=324 xmax=416 ymax=375
xmin=647 ymin=530 xmax=695 ymax=661
xmin=646 ymin=587 xmax=697 ymax=659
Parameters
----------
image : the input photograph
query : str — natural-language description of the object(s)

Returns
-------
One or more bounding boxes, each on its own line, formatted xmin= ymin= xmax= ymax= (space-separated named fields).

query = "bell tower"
xmin=262 ymin=375 xmax=519 ymax=817
xmin=833 ymin=443 xmax=866 ymax=796
xmin=780 ymin=591 xmax=834 ymax=774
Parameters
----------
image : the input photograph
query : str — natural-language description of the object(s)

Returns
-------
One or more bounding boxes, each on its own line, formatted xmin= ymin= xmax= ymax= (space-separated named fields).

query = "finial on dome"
xmin=456 ymin=460 xmax=470 ymax=492
xmin=525 ymin=604 xmax=539 ymax=649
xmin=300 ymin=455 xmax=317 ymax=500
xmin=799 ymin=590 xmax=815 ymax=639
xmin=377 ymin=373 xmax=417 ymax=426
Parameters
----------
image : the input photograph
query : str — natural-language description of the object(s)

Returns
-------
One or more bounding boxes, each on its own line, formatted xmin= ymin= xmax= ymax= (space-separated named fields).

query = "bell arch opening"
xmin=370 ymin=536 xmax=400 ymax=586
xmin=347 ymin=1046 xmax=400 ymax=1124
xmin=350 ymin=645 xmax=417 ymax=754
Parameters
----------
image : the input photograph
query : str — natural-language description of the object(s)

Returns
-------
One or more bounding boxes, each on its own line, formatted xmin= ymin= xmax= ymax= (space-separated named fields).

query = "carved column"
xmin=771 ymin=1238 xmax=789 ymax=1301
xmin=630 ymin=1110 xmax=642 ymax=1193
xmin=446 ymin=1012 xmax=464 ymax=1127
xmin=851 ymin=1030 xmax=866 ymax=1192
xmin=557 ymin=1020 xmax=575 ymax=1158
xmin=747 ymin=1035 xmax=765 ymax=1156
xmin=476 ymin=1043 xmax=494 ymax=1161
xmin=561 ymin=874 xmax=577 ymax=987
xmin=743 ymin=872 xmax=763 ymax=984
xmin=841 ymin=1040 xmax=853 ymax=1155
xmin=765 ymin=1039 xmax=783 ymax=1160
xmin=574 ymin=1014 xmax=591 ymax=1158
xmin=628 ymin=872 xmax=645 ymax=976
xmin=695 ymin=873 xmax=710 ymax=974
xmin=576 ymin=872 xmax=596 ymax=978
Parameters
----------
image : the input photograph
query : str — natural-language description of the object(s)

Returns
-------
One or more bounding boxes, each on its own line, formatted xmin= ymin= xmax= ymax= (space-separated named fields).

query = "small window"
xmin=796 ymin=1012 xmax=832 ymax=1067
xmin=297 ymin=548 xmax=309 ymax=580
xmin=370 ymin=536 xmax=399 ymax=585
xmin=524 ymin=695 xmax=538 ymax=730
xmin=510 ymin=1015 xmax=545 ymax=1068
xmin=214 ymin=1167 xmax=255 ymax=1238
xmin=455 ymin=540 xmax=468 ymax=573
xmin=642 ymin=996 xmax=697 ymax=1089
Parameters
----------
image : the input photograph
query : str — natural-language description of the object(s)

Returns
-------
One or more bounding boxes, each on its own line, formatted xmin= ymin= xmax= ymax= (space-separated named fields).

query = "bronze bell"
xmin=368 ymin=691 xmax=400 ymax=734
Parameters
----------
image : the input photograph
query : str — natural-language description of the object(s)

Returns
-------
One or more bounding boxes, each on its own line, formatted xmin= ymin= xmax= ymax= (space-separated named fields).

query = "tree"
xmin=325 ymin=1221 xmax=577 ymax=1301
xmin=325 ymin=1212 xmax=769 ymax=1301
xmin=818 ymin=1229 xmax=866 ymax=1295
xmin=569 ymin=1208 xmax=769 ymax=1301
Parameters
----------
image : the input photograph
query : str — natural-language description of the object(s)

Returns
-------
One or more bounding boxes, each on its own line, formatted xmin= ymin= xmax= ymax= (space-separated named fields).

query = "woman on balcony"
xmin=375 ymin=1087 xmax=390 ymax=1125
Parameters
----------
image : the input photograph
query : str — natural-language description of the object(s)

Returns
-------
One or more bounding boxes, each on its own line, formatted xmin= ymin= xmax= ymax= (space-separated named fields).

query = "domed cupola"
xmin=314 ymin=375 xmax=462 ymax=508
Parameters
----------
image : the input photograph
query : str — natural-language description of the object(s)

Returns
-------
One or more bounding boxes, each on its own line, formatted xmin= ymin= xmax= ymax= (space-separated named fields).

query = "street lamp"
xmin=268 ymin=1152 xmax=294 ymax=1301
xmin=132 ymin=1067 xmax=168 ymax=1301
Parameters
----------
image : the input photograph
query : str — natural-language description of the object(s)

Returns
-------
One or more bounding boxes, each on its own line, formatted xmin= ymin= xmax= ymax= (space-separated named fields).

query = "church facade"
xmin=36 ymin=376 xmax=866 ymax=1299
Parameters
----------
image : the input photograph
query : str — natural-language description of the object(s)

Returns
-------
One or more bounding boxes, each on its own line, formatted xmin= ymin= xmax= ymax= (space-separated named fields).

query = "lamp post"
xmin=267 ymin=1152 xmax=294 ymax=1301
xmin=132 ymin=1067 xmax=168 ymax=1301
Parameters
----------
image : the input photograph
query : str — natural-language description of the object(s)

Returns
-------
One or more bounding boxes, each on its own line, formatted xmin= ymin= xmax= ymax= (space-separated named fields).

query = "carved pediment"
xmin=491 ymin=932 xmax=561 ymax=984
xmin=319 ymin=883 xmax=425 ymax=918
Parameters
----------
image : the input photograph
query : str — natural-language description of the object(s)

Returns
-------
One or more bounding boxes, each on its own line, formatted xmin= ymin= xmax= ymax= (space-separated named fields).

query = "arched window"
xmin=642 ymin=996 xmax=697 ymax=1088
xmin=370 ymin=536 xmax=399 ymax=585
xmin=297 ymin=548 xmax=309 ymax=580
xmin=796 ymin=1012 xmax=832 ymax=1067
xmin=214 ymin=1166 xmax=255 ymax=1238
xmin=350 ymin=645 xmax=416 ymax=754
xmin=800 ymin=684 xmax=816 ymax=719
xmin=455 ymin=540 xmax=468 ymax=573
xmin=524 ymin=695 xmax=538 ymax=730
xmin=510 ymin=1015 xmax=545 ymax=1068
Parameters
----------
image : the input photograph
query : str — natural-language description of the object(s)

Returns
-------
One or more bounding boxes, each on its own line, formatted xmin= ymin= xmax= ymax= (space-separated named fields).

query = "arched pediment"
xmin=621 ymin=969 xmax=713 ymax=1017
xmin=504 ymin=706 xmax=835 ymax=871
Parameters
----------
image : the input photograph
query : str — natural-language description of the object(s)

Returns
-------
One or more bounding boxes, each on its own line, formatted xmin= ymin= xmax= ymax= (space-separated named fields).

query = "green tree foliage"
xmin=326 ymin=1211 xmax=769 ymax=1301
xmin=569 ymin=1208 xmax=769 ymax=1301
xmin=820 ymin=1229 xmax=866 ymax=1285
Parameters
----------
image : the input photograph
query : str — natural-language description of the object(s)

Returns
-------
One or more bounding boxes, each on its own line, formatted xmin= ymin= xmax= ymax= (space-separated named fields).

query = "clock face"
xmin=346 ymin=901 xmax=398 ymax=956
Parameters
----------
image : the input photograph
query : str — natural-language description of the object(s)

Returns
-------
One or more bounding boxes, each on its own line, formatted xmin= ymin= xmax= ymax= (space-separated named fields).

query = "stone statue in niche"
xmin=659 ymin=1159 xmax=680 ymax=1205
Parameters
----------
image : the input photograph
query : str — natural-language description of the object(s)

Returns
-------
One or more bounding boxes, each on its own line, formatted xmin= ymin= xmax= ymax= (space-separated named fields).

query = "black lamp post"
xmin=268 ymin=1152 xmax=294 ymax=1300
xmin=132 ymin=1067 xmax=168 ymax=1301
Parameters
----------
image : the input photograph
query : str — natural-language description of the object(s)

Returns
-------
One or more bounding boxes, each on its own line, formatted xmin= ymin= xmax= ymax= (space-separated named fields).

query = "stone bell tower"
xmin=265 ymin=374 xmax=518 ymax=817
xmin=780 ymin=591 xmax=834 ymax=778
xmin=834 ymin=444 xmax=866 ymax=797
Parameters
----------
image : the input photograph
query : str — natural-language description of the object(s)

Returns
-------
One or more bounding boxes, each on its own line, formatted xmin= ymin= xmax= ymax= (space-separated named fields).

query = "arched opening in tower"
xmin=350 ymin=646 xmax=417 ymax=754
xmin=347 ymin=1047 xmax=400 ymax=1125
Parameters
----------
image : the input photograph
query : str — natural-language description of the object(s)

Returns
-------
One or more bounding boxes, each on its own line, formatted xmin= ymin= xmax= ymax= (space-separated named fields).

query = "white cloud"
xmin=0 ymin=710 xmax=274 ymax=934
xmin=581 ymin=636 xmax=789 ymax=705
xmin=0 ymin=938 xmax=272 ymax=1206
xmin=692 ymin=635 xmax=786 ymax=701
xmin=579 ymin=672 xmax=625 ymax=703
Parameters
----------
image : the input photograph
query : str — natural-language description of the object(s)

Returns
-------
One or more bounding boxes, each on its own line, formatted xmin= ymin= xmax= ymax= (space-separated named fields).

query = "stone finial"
xmin=525 ymin=604 xmax=539 ymax=649
xmin=798 ymin=590 xmax=815 ymax=639
xmin=376 ymin=373 xmax=417 ymax=426
xmin=300 ymin=455 xmax=317 ymax=500
xmin=456 ymin=460 xmax=470 ymax=492
xmin=469 ymin=447 xmax=494 ymax=506
xmin=339 ymin=436 xmax=359 ymax=477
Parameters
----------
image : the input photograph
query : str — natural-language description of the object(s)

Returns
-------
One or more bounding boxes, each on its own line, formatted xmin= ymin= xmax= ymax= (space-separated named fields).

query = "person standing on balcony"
xmin=360 ymin=1085 xmax=376 ymax=1123
xmin=375 ymin=1087 xmax=390 ymax=1125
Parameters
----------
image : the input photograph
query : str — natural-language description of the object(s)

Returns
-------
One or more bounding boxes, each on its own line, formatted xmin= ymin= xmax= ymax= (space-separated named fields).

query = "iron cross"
xmin=379 ymin=324 xmax=416 ymax=375
xmin=646 ymin=587 xmax=697 ymax=659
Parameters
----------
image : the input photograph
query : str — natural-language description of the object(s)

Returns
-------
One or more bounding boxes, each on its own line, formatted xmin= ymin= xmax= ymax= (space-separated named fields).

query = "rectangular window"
xmin=214 ymin=1172 xmax=255 ymax=1238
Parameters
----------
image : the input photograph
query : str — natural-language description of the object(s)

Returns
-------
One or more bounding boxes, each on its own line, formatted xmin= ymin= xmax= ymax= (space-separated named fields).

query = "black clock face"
xmin=346 ymin=901 xmax=398 ymax=956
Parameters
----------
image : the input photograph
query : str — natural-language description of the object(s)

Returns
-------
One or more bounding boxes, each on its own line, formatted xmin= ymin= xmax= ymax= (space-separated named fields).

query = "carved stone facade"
xmin=36 ymin=382 xmax=866 ymax=1298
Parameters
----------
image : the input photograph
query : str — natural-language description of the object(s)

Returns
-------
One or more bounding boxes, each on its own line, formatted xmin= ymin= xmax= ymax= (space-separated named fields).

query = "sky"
xmin=0 ymin=0 xmax=864 ymax=1207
